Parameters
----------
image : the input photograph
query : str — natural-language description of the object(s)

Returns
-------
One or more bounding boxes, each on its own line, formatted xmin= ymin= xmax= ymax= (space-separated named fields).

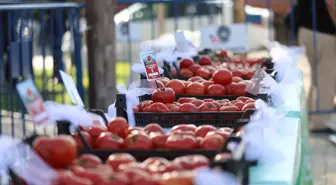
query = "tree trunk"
xmin=86 ymin=0 xmax=116 ymax=110
xmin=234 ymin=0 xmax=245 ymax=23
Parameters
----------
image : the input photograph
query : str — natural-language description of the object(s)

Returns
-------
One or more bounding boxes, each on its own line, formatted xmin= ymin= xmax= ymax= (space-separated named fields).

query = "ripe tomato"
xmin=173 ymin=155 xmax=209 ymax=170
xmin=195 ymin=68 xmax=211 ymax=79
xmin=105 ymin=153 xmax=136 ymax=171
xmin=232 ymin=76 xmax=243 ymax=83
xmin=198 ymin=56 xmax=212 ymax=66
xmin=138 ymin=100 xmax=153 ymax=111
xmin=243 ymin=70 xmax=255 ymax=79
xmin=143 ymin=158 xmax=182 ymax=174
xmin=155 ymin=80 xmax=165 ymax=88
xmin=166 ymin=80 xmax=185 ymax=94
xmin=157 ymin=77 xmax=170 ymax=86
xmin=160 ymin=171 xmax=194 ymax=185
xmin=183 ymin=80 xmax=192 ymax=88
xmin=178 ymin=103 xmax=199 ymax=112
xmin=206 ymin=131 xmax=230 ymax=141
xmin=171 ymin=124 xmax=197 ymax=132
xmin=207 ymin=84 xmax=225 ymax=96
xmin=130 ymin=172 xmax=158 ymax=185
xmin=169 ymin=130 xmax=196 ymax=137
xmin=148 ymin=102 xmax=169 ymax=112
xmin=117 ymin=163 xmax=149 ymax=174
xmin=185 ymin=82 xmax=205 ymax=95
xmin=212 ymin=69 xmax=232 ymax=86
xmin=142 ymin=157 xmax=169 ymax=168
xmin=74 ymin=154 xmax=102 ymax=168
xmin=94 ymin=132 xmax=124 ymax=149
xmin=102 ymin=172 xmax=129 ymax=185
xmin=179 ymin=58 xmax=194 ymax=69
xmin=165 ymin=103 xmax=180 ymax=112
xmin=234 ymin=102 xmax=245 ymax=110
xmin=180 ymin=69 xmax=194 ymax=77
xmin=211 ymin=101 xmax=221 ymax=110
xmin=149 ymin=132 xmax=169 ymax=149
xmin=33 ymin=136 xmax=77 ymax=169
xmin=69 ymin=164 xmax=85 ymax=173
xmin=72 ymin=131 xmax=93 ymax=149
xmin=107 ymin=117 xmax=129 ymax=138
xmin=219 ymin=105 xmax=240 ymax=112
xmin=190 ymin=99 xmax=204 ymax=107
xmin=195 ymin=125 xmax=217 ymax=138
xmin=203 ymin=98 xmax=214 ymax=102
xmin=242 ymin=102 xmax=255 ymax=111
xmin=124 ymin=133 xmax=153 ymax=150
xmin=246 ymin=99 xmax=256 ymax=103
xmin=214 ymin=153 xmax=233 ymax=161
xmin=73 ymin=168 xmax=106 ymax=185
xmin=128 ymin=127 xmax=144 ymax=134
xmin=200 ymin=135 xmax=224 ymax=150
xmin=187 ymin=76 xmax=204 ymax=82
xmin=199 ymin=102 xmax=217 ymax=112
xmin=177 ymin=97 xmax=195 ymax=104
xmin=87 ymin=125 xmax=106 ymax=140
xmin=201 ymin=81 xmax=214 ymax=93
xmin=152 ymin=88 xmax=176 ymax=104
xmin=133 ymin=107 xmax=140 ymax=112
xmin=188 ymin=64 xmax=202 ymax=73
xmin=232 ymin=82 xmax=248 ymax=96
xmin=144 ymin=123 xmax=164 ymax=134
xmin=165 ymin=135 xmax=197 ymax=149
xmin=225 ymin=82 xmax=237 ymax=95
xmin=231 ymin=70 xmax=244 ymax=78
xmin=171 ymin=68 xmax=178 ymax=77
xmin=237 ymin=96 xmax=252 ymax=103
xmin=55 ymin=170 xmax=93 ymax=185
xmin=230 ymin=100 xmax=243 ymax=105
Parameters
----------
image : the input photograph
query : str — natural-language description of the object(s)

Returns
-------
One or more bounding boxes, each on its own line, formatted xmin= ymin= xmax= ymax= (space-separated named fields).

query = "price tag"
xmin=16 ymin=79 xmax=49 ymax=125
xmin=140 ymin=42 xmax=160 ymax=81
xmin=59 ymin=70 xmax=85 ymax=107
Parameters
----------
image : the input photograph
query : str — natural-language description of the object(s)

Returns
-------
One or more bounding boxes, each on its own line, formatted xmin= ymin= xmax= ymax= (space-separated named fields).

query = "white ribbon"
xmin=116 ymin=83 xmax=155 ymax=126
xmin=0 ymin=136 xmax=57 ymax=185
xmin=194 ymin=168 xmax=239 ymax=185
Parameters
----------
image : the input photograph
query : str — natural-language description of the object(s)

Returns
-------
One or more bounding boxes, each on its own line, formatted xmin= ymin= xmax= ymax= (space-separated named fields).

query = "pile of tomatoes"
xmin=69 ymin=118 xmax=235 ymax=150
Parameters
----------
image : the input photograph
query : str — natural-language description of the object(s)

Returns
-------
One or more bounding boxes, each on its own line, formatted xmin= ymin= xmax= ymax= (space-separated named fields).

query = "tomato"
xmin=133 ymin=107 xmax=140 ymax=112
xmin=102 ymin=172 xmax=129 ymax=185
xmin=152 ymin=88 xmax=176 ymax=104
xmin=157 ymin=77 xmax=170 ymax=86
xmin=180 ymin=69 xmax=194 ymax=77
xmin=107 ymin=117 xmax=129 ymax=138
xmin=177 ymin=97 xmax=195 ymax=104
xmin=207 ymin=84 xmax=225 ymax=96
xmin=117 ymin=163 xmax=148 ymax=173
xmin=165 ymin=103 xmax=180 ymax=112
xmin=242 ymin=102 xmax=255 ymax=111
xmin=185 ymin=82 xmax=205 ymax=95
xmin=171 ymin=124 xmax=197 ymax=132
xmin=187 ymin=76 xmax=204 ymax=82
xmin=230 ymin=100 xmax=243 ymax=104
xmin=195 ymin=125 xmax=217 ymax=137
xmin=169 ymin=130 xmax=196 ymax=137
xmin=237 ymin=96 xmax=252 ymax=103
xmin=231 ymin=70 xmax=244 ymax=78
xmin=72 ymin=131 xmax=93 ymax=149
xmin=94 ymin=132 xmax=124 ymax=149
xmin=196 ymin=137 xmax=203 ymax=148
xmin=147 ymin=102 xmax=169 ymax=112
xmin=214 ymin=153 xmax=233 ymax=161
xmin=199 ymin=102 xmax=217 ymax=112
xmin=244 ymin=70 xmax=255 ymax=79
xmin=202 ymin=81 xmax=214 ymax=93
xmin=225 ymin=82 xmax=237 ymax=95
xmin=232 ymin=76 xmax=243 ymax=83
xmin=73 ymin=169 xmax=105 ymax=185
xmin=105 ymin=153 xmax=136 ymax=171
xmin=87 ymin=125 xmax=106 ymax=140
xmin=232 ymin=82 xmax=248 ymax=96
xmin=143 ymin=158 xmax=182 ymax=174
xmin=219 ymin=105 xmax=240 ymax=112
xmin=178 ymin=103 xmax=199 ymax=112
xmin=124 ymin=133 xmax=153 ymax=150
xmin=33 ymin=136 xmax=77 ymax=169
xmin=74 ymin=154 xmax=102 ymax=168
xmin=55 ymin=171 xmax=93 ymax=185
xmin=166 ymin=80 xmax=185 ymax=94
xmin=212 ymin=69 xmax=232 ymax=86
xmin=198 ymin=56 xmax=212 ymax=66
xmin=200 ymin=135 xmax=224 ymax=150
xmin=69 ymin=164 xmax=85 ymax=173
xmin=144 ymin=123 xmax=164 ymax=134
xmin=183 ymin=80 xmax=192 ymax=88
xmin=165 ymin=135 xmax=197 ymax=149
xmin=171 ymin=68 xmax=178 ymax=77
xmin=190 ymin=99 xmax=204 ymax=107
xmin=128 ymin=127 xmax=144 ymax=134
xmin=160 ymin=171 xmax=194 ymax=185
xmin=188 ymin=64 xmax=202 ymax=73
xmin=179 ymin=58 xmax=194 ymax=69
xmin=195 ymin=68 xmax=211 ymax=79
xmin=173 ymin=155 xmax=209 ymax=170
xmin=211 ymin=101 xmax=221 ymax=110
xmin=138 ymin=100 xmax=153 ymax=111
xmin=234 ymin=102 xmax=245 ymax=110
xmin=206 ymin=131 xmax=230 ymax=141
xmin=130 ymin=173 xmax=158 ymax=185
xmin=203 ymin=98 xmax=214 ymax=102
xmin=155 ymin=80 xmax=165 ymax=88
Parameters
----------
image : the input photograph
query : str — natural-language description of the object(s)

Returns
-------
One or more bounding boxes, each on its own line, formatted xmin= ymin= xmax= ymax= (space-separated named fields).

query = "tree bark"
xmin=86 ymin=0 xmax=116 ymax=110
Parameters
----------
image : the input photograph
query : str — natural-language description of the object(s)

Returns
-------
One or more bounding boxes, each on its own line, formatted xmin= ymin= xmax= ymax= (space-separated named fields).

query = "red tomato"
xmin=230 ymin=100 xmax=243 ymax=104
xmin=73 ymin=168 xmax=107 ymax=185
xmin=133 ymin=107 xmax=140 ymax=112
xmin=74 ymin=154 xmax=102 ymax=168
xmin=152 ymin=88 xmax=176 ymax=104
xmin=143 ymin=158 xmax=182 ymax=174
xmin=107 ymin=117 xmax=129 ymax=138
xmin=237 ymin=96 xmax=252 ymax=103
xmin=195 ymin=68 xmax=211 ymax=79
xmin=177 ymin=97 xmax=195 ymax=104
xmin=232 ymin=82 xmax=248 ymax=96
xmin=130 ymin=172 xmax=158 ymax=185
xmin=183 ymin=81 xmax=192 ymax=88
xmin=206 ymin=131 xmax=230 ymax=141
xmin=219 ymin=105 xmax=240 ymax=112
xmin=124 ymin=133 xmax=153 ymax=150
xmin=165 ymin=103 xmax=180 ymax=112
xmin=234 ymin=102 xmax=245 ymax=110
xmin=180 ymin=58 xmax=194 ymax=69
xmin=160 ymin=171 xmax=194 ymax=185
xmin=72 ymin=131 xmax=93 ymax=149
xmin=188 ymin=64 xmax=202 ymax=73
xmin=195 ymin=125 xmax=217 ymax=138
xmin=128 ymin=127 xmax=144 ymax=134
xmin=178 ymin=103 xmax=199 ymax=112
xmin=169 ymin=130 xmax=196 ymax=137
xmin=199 ymin=102 xmax=217 ymax=112
xmin=185 ymin=82 xmax=205 ymax=95
xmin=187 ymin=76 xmax=204 ymax=82
xmin=246 ymin=99 xmax=256 ymax=103
xmin=173 ymin=155 xmax=209 ymax=170
xmin=102 ymin=172 xmax=129 ymax=185
xmin=171 ymin=124 xmax=197 ymax=132
xmin=200 ymin=135 xmax=224 ymax=150
xmin=165 ymin=135 xmax=198 ymax=150
xmin=143 ymin=123 xmax=164 ymax=134
xmin=171 ymin=68 xmax=178 ymax=77
xmin=105 ymin=153 xmax=136 ymax=171
xmin=198 ymin=56 xmax=212 ymax=66
xmin=94 ymin=132 xmax=124 ymax=149
xmin=33 ymin=136 xmax=77 ymax=169
xmin=207 ymin=84 xmax=225 ymax=96
xmin=202 ymin=81 xmax=214 ymax=93
xmin=180 ymin=69 xmax=194 ymax=77
xmin=138 ymin=100 xmax=153 ymax=111
xmin=157 ymin=77 xmax=170 ymax=86
xmin=244 ymin=70 xmax=255 ymax=79
xmin=87 ymin=125 xmax=106 ymax=140
xmin=203 ymin=98 xmax=214 ymax=102
xmin=149 ymin=132 xmax=168 ymax=149
xmin=69 ymin=164 xmax=85 ymax=173
xmin=225 ymin=82 xmax=237 ymax=95
xmin=232 ymin=76 xmax=243 ymax=83
xmin=211 ymin=101 xmax=221 ymax=110
xmin=231 ymin=70 xmax=244 ymax=78
xmin=117 ymin=163 xmax=148 ymax=173
xmin=148 ymin=102 xmax=170 ymax=112
xmin=212 ymin=69 xmax=232 ymax=86
xmin=55 ymin=171 xmax=93 ymax=185
xmin=214 ymin=153 xmax=233 ymax=161
xmin=166 ymin=80 xmax=186 ymax=94
xmin=242 ymin=102 xmax=255 ymax=111
xmin=155 ymin=80 xmax=165 ymax=88
xmin=190 ymin=99 xmax=204 ymax=107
